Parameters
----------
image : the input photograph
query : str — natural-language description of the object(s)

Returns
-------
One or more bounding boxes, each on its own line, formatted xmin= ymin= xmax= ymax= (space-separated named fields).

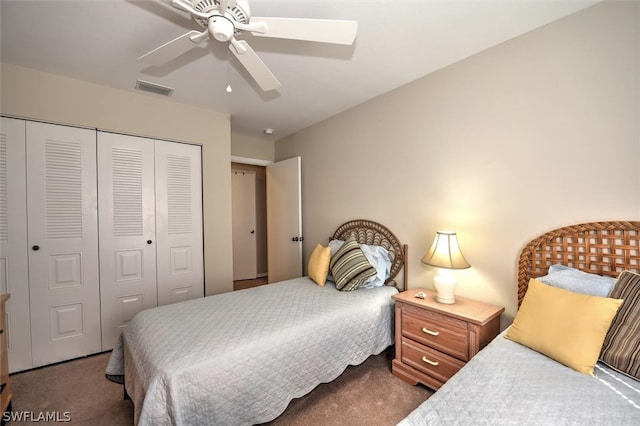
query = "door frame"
xmin=231 ymin=156 xmax=303 ymax=284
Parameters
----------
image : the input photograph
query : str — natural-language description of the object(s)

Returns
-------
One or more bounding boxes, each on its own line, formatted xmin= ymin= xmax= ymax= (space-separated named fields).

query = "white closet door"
xmin=26 ymin=122 xmax=101 ymax=367
xmin=155 ymin=140 xmax=204 ymax=306
xmin=0 ymin=118 xmax=32 ymax=372
xmin=98 ymin=132 xmax=157 ymax=350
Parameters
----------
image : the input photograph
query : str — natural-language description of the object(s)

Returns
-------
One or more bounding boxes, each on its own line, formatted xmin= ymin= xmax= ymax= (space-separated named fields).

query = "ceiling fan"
xmin=139 ymin=0 xmax=358 ymax=92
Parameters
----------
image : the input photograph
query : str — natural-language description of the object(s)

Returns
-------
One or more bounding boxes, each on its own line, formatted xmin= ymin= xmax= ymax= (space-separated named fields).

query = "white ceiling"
xmin=0 ymin=0 xmax=599 ymax=141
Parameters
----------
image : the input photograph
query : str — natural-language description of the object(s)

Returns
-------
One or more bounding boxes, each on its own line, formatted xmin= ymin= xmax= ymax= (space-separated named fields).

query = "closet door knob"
xmin=147 ymin=240 xmax=153 ymax=245
xmin=32 ymin=245 xmax=40 ymax=251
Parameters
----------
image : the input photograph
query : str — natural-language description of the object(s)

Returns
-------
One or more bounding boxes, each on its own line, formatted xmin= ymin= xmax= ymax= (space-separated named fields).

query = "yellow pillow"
xmin=308 ymin=244 xmax=331 ymax=286
xmin=505 ymin=279 xmax=623 ymax=375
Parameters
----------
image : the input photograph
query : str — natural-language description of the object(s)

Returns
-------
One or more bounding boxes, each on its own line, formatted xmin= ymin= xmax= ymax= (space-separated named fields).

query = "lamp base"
xmin=435 ymin=295 xmax=456 ymax=304
xmin=433 ymin=270 xmax=457 ymax=304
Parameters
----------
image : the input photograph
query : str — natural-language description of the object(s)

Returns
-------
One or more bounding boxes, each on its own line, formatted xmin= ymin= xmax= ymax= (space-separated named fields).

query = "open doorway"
xmin=231 ymin=162 xmax=268 ymax=290
xmin=231 ymin=156 xmax=302 ymax=289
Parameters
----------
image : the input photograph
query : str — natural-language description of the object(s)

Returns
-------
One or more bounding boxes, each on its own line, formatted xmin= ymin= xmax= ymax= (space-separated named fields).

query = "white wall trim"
xmin=231 ymin=156 xmax=273 ymax=166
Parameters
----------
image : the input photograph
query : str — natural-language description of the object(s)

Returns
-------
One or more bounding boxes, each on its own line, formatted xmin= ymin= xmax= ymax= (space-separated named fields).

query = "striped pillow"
xmin=330 ymin=235 xmax=376 ymax=291
xmin=599 ymin=271 xmax=640 ymax=380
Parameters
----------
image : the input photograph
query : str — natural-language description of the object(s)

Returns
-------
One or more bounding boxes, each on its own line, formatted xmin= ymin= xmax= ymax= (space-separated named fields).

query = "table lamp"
xmin=421 ymin=231 xmax=470 ymax=304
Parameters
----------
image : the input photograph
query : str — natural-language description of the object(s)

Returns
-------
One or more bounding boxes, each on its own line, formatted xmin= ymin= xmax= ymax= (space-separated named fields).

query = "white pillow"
xmin=537 ymin=264 xmax=616 ymax=297
xmin=328 ymin=239 xmax=344 ymax=256
xmin=360 ymin=244 xmax=392 ymax=288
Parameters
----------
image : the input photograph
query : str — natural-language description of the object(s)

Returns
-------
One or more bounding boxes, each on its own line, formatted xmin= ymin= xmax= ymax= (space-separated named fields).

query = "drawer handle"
xmin=422 ymin=356 xmax=439 ymax=366
xmin=422 ymin=327 xmax=440 ymax=336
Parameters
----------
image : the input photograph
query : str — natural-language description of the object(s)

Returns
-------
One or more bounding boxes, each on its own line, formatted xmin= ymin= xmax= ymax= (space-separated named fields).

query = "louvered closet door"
xmin=155 ymin=140 xmax=203 ymax=306
xmin=26 ymin=122 xmax=101 ymax=367
xmin=0 ymin=118 xmax=32 ymax=372
xmin=98 ymin=132 xmax=157 ymax=350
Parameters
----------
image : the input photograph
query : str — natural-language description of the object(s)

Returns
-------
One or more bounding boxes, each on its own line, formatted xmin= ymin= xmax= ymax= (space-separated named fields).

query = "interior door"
xmin=155 ymin=140 xmax=204 ymax=306
xmin=97 ymin=131 xmax=157 ymax=350
xmin=232 ymin=170 xmax=257 ymax=281
xmin=0 ymin=117 xmax=32 ymax=372
xmin=267 ymin=156 xmax=302 ymax=283
xmin=27 ymin=121 xmax=101 ymax=367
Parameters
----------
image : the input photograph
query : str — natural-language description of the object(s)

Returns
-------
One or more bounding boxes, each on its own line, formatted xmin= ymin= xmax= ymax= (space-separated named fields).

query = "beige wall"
xmin=231 ymin=132 xmax=275 ymax=162
xmin=276 ymin=1 xmax=640 ymax=325
xmin=1 ymin=63 xmax=234 ymax=296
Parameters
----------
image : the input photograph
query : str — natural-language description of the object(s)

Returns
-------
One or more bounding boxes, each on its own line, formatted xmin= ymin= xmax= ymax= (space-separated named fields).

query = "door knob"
xmin=250 ymin=230 xmax=255 ymax=234
xmin=32 ymin=245 xmax=40 ymax=251
xmin=147 ymin=240 xmax=153 ymax=245
xmin=292 ymin=237 xmax=299 ymax=242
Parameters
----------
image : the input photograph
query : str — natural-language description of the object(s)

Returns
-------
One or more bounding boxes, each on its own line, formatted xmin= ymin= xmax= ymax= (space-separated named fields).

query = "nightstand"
xmin=392 ymin=288 xmax=504 ymax=390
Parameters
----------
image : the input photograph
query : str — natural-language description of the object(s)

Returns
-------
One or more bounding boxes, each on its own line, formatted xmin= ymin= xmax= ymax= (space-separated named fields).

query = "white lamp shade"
xmin=421 ymin=231 xmax=470 ymax=270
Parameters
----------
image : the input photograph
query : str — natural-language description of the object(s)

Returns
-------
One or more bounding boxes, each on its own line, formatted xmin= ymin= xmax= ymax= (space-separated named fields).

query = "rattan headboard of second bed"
xmin=516 ymin=221 xmax=640 ymax=307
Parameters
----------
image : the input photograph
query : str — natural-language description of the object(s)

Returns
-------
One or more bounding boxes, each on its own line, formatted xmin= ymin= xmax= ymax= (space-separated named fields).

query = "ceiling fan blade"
xmin=250 ymin=17 xmax=357 ymax=45
xmin=229 ymin=40 xmax=281 ymax=92
xmin=138 ymin=30 xmax=204 ymax=66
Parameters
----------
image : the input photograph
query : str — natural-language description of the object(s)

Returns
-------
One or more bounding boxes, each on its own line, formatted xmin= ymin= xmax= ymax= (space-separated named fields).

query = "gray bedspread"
xmin=399 ymin=330 xmax=640 ymax=425
xmin=105 ymin=277 xmax=397 ymax=425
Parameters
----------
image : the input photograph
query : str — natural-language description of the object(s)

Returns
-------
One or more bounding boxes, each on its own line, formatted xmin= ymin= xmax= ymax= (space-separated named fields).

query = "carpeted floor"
xmin=9 ymin=346 xmax=431 ymax=425
xmin=9 ymin=353 xmax=133 ymax=426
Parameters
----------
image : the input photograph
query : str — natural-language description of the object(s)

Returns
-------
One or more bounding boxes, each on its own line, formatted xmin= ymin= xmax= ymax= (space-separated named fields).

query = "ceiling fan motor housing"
xmin=193 ymin=0 xmax=250 ymax=35
xmin=209 ymin=17 xmax=235 ymax=41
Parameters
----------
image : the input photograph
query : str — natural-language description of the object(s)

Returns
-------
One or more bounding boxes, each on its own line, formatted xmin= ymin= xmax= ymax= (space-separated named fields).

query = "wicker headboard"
xmin=517 ymin=221 xmax=640 ymax=307
xmin=332 ymin=219 xmax=408 ymax=291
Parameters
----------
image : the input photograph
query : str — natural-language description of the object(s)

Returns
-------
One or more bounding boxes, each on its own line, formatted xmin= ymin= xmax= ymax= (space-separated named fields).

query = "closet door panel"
xmin=155 ymin=141 xmax=204 ymax=306
xmin=98 ymin=132 xmax=157 ymax=350
xmin=26 ymin=122 xmax=101 ymax=367
xmin=0 ymin=118 xmax=32 ymax=372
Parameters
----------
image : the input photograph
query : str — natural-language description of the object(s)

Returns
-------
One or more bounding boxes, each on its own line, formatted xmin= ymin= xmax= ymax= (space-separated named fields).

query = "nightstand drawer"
xmin=402 ymin=307 xmax=469 ymax=360
xmin=401 ymin=337 xmax=465 ymax=384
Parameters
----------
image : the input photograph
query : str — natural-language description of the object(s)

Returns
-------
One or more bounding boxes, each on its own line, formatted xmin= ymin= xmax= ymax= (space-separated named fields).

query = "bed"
xmin=400 ymin=221 xmax=640 ymax=425
xmin=105 ymin=219 xmax=407 ymax=425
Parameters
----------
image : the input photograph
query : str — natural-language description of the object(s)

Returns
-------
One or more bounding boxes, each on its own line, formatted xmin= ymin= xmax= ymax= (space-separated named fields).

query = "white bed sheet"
xmin=106 ymin=277 xmax=398 ymax=425
xmin=399 ymin=330 xmax=640 ymax=425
